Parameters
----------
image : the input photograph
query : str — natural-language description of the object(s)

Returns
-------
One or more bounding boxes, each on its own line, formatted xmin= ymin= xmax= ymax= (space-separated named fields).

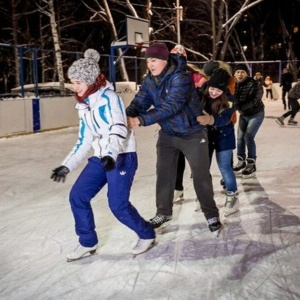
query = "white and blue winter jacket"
xmin=62 ymin=82 xmax=136 ymax=172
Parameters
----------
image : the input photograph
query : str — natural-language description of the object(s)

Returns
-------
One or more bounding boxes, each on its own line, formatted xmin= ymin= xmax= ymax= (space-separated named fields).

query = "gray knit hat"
xmin=68 ymin=49 xmax=100 ymax=85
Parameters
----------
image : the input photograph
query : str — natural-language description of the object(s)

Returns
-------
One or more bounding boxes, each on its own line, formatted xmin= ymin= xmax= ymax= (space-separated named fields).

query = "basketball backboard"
xmin=126 ymin=16 xmax=150 ymax=47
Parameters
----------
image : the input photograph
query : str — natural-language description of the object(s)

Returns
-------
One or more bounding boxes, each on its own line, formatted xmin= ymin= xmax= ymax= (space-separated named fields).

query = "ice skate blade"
xmin=132 ymin=241 xmax=156 ymax=258
xmin=275 ymin=120 xmax=284 ymax=126
xmin=173 ymin=190 xmax=184 ymax=203
xmin=242 ymin=172 xmax=256 ymax=179
xmin=211 ymin=226 xmax=222 ymax=237
xmin=233 ymin=169 xmax=245 ymax=174
xmin=224 ymin=209 xmax=239 ymax=217
xmin=174 ymin=196 xmax=184 ymax=203
xmin=154 ymin=221 xmax=172 ymax=234
xmin=152 ymin=219 xmax=172 ymax=229
xmin=194 ymin=199 xmax=201 ymax=212
xmin=66 ymin=249 xmax=97 ymax=262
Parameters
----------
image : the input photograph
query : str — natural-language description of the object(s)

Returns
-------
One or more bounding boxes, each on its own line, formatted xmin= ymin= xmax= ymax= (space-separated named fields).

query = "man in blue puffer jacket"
xmin=126 ymin=42 xmax=221 ymax=236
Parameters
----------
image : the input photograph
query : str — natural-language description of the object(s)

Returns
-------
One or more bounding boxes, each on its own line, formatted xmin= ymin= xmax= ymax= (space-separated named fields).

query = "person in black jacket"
xmin=126 ymin=42 xmax=221 ymax=235
xmin=276 ymin=81 xmax=300 ymax=126
xmin=232 ymin=64 xmax=264 ymax=178
xmin=280 ymin=68 xmax=293 ymax=110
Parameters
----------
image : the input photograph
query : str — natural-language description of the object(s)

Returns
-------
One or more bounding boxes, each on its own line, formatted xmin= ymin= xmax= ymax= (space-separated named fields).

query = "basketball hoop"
xmin=134 ymin=34 xmax=144 ymax=49
xmin=135 ymin=42 xmax=144 ymax=49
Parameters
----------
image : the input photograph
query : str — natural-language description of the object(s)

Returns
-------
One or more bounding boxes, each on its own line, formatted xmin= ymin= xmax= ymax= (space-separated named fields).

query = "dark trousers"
xmin=175 ymin=151 xmax=185 ymax=191
xmin=155 ymin=130 xmax=219 ymax=219
xmin=282 ymin=89 xmax=291 ymax=109
xmin=266 ymin=89 xmax=273 ymax=99
xmin=282 ymin=98 xmax=300 ymax=119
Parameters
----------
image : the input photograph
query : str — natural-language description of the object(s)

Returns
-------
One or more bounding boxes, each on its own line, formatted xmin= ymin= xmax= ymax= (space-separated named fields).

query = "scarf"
xmin=75 ymin=73 xmax=107 ymax=103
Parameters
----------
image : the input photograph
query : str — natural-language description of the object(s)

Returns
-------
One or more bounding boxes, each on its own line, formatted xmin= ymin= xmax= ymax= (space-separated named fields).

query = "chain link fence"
xmin=1 ymin=43 xmax=299 ymax=98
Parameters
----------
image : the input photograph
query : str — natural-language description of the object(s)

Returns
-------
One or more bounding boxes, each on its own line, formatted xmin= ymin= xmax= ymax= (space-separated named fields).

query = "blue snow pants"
xmin=69 ymin=153 xmax=155 ymax=247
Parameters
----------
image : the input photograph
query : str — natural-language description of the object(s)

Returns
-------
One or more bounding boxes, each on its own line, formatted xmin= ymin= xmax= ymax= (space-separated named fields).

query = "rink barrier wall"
xmin=1 ymin=81 xmax=292 ymax=138
xmin=0 ymin=92 xmax=136 ymax=138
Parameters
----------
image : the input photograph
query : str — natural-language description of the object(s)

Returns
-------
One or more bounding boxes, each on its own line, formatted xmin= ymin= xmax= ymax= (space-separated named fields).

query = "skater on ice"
xmin=232 ymin=64 xmax=265 ymax=178
xmin=197 ymin=68 xmax=239 ymax=217
xmin=126 ymin=42 xmax=221 ymax=235
xmin=280 ymin=68 xmax=293 ymax=110
xmin=276 ymin=81 xmax=300 ymax=126
xmin=50 ymin=49 xmax=155 ymax=261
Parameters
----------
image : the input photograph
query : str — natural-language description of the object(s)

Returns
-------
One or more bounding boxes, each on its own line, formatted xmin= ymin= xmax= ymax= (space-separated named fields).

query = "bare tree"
xmin=215 ymin=0 xmax=265 ymax=60
xmin=83 ymin=0 xmax=130 ymax=81
xmin=35 ymin=0 xmax=66 ymax=93
xmin=10 ymin=0 xmax=20 ymax=86
xmin=278 ymin=7 xmax=298 ymax=80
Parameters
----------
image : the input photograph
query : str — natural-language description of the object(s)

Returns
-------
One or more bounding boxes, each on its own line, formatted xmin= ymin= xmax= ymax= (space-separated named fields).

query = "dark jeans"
xmin=156 ymin=129 xmax=219 ymax=219
xmin=237 ymin=110 xmax=264 ymax=160
xmin=282 ymin=98 xmax=300 ymax=119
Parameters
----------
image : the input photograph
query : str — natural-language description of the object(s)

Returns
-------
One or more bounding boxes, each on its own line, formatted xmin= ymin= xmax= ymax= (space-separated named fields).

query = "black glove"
xmin=100 ymin=156 xmax=116 ymax=172
xmin=50 ymin=166 xmax=70 ymax=183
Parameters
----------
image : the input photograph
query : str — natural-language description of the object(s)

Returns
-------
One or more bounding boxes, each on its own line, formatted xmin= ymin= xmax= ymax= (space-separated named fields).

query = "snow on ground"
xmin=0 ymin=100 xmax=300 ymax=300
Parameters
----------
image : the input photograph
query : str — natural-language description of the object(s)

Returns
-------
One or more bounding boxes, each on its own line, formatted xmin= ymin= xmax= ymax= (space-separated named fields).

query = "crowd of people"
xmin=50 ymin=43 xmax=297 ymax=261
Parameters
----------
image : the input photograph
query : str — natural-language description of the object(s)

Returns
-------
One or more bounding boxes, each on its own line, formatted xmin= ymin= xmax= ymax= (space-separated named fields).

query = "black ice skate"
xmin=276 ymin=116 xmax=284 ymax=126
xmin=207 ymin=217 xmax=222 ymax=237
xmin=220 ymin=178 xmax=226 ymax=190
xmin=242 ymin=158 xmax=256 ymax=178
xmin=233 ymin=156 xmax=246 ymax=172
xmin=288 ymin=118 xmax=298 ymax=125
xmin=149 ymin=214 xmax=172 ymax=229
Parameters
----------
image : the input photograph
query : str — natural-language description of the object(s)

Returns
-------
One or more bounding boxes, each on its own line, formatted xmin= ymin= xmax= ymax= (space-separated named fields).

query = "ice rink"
xmin=0 ymin=100 xmax=300 ymax=300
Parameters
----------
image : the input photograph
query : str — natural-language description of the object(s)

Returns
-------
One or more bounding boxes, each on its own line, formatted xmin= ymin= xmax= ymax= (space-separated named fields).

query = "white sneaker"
xmin=66 ymin=244 xmax=98 ymax=262
xmin=173 ymin=190 xmax=184 ymax=202
xmin=132 ymin=238 xmax=155 ymax=255
xmin=194 ymin=199 xmax=201 ymax=211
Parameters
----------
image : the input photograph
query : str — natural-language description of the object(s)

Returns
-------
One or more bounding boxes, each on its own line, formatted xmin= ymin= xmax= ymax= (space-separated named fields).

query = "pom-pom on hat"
xmin=68 ymin=49 xmax=100 ymax=85
xmin=234 ymin=63 xmax=249 ymax=74
xmin=203 ymin=60 xmax=220 ymax=77
xmin=145 ymin=42 xmax=169 ymax=61
xmin=170 ymin=44 xmax=187 ymax=57
xmin=207 ymin=68 xmax=230 ymax=92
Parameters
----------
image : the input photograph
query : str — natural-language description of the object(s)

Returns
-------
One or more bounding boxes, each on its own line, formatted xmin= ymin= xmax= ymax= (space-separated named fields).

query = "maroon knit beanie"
xmin=145 ymin=43 xmax=169 ymax=60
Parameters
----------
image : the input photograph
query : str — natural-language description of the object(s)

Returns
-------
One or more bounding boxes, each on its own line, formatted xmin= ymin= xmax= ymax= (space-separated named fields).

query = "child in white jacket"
xmin=50 ymin=49 xmax=155 ymax=261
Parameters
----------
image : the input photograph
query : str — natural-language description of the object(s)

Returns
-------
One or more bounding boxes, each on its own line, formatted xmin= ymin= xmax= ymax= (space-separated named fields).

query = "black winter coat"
xmin=234 ymin=77 xmax=264 ymax=116
xmin=280 ymin=72 xmax=293 ymax=91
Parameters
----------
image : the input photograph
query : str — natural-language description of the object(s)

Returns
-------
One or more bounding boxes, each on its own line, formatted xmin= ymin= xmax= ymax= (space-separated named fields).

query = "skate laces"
xmin=207 ymin=217 xmax=221 ymax=232
xmin=150 ymin=214 xmax=171 ymax=224
xmin=225 ymin=194 xmax=238 ymax=208
xmin=207 ymin=217 xmax=219 ymax=225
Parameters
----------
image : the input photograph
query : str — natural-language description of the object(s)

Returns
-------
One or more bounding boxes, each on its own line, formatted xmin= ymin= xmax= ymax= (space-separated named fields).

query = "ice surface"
xmin=0 ymin=100 xmax=299 ymax=300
